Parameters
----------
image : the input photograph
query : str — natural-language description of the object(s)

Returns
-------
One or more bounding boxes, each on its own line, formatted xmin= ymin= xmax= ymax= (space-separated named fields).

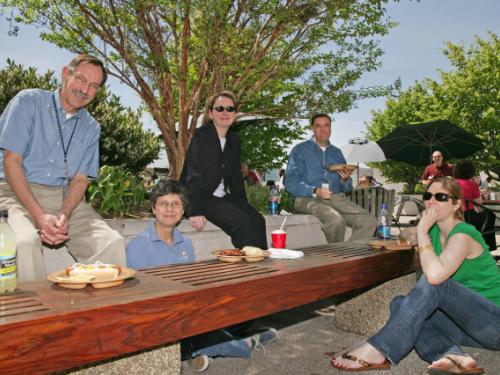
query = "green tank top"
xmin=430 ymin=222 xmax=500 ymax=306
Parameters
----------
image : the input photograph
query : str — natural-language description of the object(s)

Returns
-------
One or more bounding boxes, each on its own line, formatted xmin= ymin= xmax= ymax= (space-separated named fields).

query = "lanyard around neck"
xmin=52 ymin=94 xmax=78 ymax=160
xmin=52 ymin=93 xmax=79 ymax=182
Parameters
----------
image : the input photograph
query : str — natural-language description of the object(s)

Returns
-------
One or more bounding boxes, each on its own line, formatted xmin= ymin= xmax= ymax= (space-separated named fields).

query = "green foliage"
xmin=238 ymin=119 xmax=304 ymax=173
xmin=245 ymin=183 xmax=295 ymax=214
xmin=279 ymin=189 xmax=295 ymax=214
xmin=403 ymin=183 xmax=425 ymax=194
xmin=245 ymin=184 xmax=270 ymax=214
xmin=0 ymin=58 xmax=57 ymax=109
xmin=0 ymin=59 xmax=161 ymax=173
xmin=1 ymin=0 xmax=398 ymax=177
xmin=86 ymin=165 xmax=147 ymax=218
xmin=367 ymin=33 xmax=500 ymax=184
xmin=87 ymin=91 xmax=161 ymax=174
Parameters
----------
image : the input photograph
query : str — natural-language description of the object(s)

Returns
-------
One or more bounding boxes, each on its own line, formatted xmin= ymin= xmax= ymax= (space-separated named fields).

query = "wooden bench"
xmin=0 ymin=243 xmax=416 ymax=375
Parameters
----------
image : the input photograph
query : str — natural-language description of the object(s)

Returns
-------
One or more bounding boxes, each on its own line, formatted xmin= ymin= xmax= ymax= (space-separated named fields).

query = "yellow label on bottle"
xmin=0 ymin=255 xmax=16 ymax=279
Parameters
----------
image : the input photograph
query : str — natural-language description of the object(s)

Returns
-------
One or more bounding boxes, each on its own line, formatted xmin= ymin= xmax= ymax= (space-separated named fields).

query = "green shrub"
xmin=87 ymin=166 xmax=147 ymax=218
xmin=245 ymin=183 xmax=269 ymax=214
xmin=245 ymin=183 xmax=295 ymax=214
xmin=414 ymin=183 xmax=426 ymax=193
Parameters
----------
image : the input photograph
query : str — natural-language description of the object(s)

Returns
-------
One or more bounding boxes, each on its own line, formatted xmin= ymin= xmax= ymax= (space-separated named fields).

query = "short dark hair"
xmin=453 ymin=160 xmax=476 ymax=180
xmin=68 ymin=54 xmax=108 ymax=86
xmin=150 ymin=179 xmax=189 ymax=209
xmin=310 ymin=113 xmax=331 ymax=127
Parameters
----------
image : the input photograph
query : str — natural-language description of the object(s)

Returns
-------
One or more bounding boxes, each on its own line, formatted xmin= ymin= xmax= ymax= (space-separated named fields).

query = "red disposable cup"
xmin=271 ymin=230 xmax=287 ymax=249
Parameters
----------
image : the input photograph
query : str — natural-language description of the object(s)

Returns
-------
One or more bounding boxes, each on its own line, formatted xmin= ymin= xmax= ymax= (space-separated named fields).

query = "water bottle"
xmin=378 ymin=203 xmax=391 ymax=240
xmin=0 ymin=210 xmax=17 ymax=293
xmin=268 ymin=186 xmax=280 ymax=215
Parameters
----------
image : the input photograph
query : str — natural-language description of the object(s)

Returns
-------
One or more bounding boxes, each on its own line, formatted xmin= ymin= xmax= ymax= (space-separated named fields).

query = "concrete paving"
xmin=181 ymin=299 xmax=500 ymax=375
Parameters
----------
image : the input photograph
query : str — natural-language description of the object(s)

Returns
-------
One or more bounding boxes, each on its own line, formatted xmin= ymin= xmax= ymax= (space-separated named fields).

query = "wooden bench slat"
xmin=0 ymin=243 xmax=416 ymax=375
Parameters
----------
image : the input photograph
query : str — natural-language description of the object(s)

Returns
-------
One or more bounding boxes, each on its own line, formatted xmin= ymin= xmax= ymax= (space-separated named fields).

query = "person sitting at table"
xmin=454 ymin=160 xmax=482 ymax=209
xmin=473 ymin=175 xmax=491 ymax=201
xmin=453 ymin=161 xmax=497 ymax=251
xmin=241 ymin=162 xmax=261 ymax=186
xmin=355 ymin=175 xmax=375 ymax=190
xmin=421 ymin=150 xmax=454 ymax=185
xmin=180 ymin=91 xmax=267 ymax=250
xmin=126 ymin=179 xmax=277 ymax=373
xmin=331 ymin=177 xmax=500 ymax=374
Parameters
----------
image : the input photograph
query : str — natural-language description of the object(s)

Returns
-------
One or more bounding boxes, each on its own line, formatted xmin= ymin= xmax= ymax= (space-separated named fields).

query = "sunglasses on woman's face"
xmin=422 ymin=192 xmax=454 ymax=202
xmin=213 ymin=106 xmax=236 ymax=113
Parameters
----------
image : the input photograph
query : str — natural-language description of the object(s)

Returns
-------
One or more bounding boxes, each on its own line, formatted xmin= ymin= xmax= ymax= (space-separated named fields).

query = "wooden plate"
xmin=368 ymin=240 xmax=414 ymax=251
xmin=212 ymin=250 xmax=266 ymax=263
xmin=48 ymin=267 xmax=136 ymax=289
xmin=328 ymin=164 xmax=358 ymax=172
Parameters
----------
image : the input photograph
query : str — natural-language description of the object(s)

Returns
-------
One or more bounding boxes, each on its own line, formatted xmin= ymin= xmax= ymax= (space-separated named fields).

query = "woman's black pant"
xmin=202 ymin=195 xmax=268 ymax=249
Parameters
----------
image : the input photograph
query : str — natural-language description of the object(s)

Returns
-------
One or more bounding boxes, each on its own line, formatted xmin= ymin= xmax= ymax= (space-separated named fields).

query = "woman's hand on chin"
xmin=189 ymin=215 xmax=207 ymax=231
xmin=417 ymin=208 xmax=438 ymax=234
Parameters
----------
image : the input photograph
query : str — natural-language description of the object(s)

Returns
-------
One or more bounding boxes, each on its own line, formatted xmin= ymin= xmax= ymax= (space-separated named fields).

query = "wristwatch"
xmin=312 ymin=188 xmax=317 ymax=198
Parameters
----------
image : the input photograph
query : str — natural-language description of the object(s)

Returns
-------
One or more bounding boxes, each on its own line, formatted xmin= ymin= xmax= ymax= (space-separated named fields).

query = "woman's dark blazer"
xmin=180 ymin=121 xmax=246 ymax=217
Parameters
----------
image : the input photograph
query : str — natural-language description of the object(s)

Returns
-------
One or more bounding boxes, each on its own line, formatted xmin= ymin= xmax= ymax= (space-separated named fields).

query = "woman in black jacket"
xmin=180 ymin=91 xmax=267 ymax=249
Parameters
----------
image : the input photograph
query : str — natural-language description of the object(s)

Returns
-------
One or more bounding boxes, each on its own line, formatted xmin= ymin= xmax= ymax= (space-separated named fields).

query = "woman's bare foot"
xmin=331 ymin=342 xmax=387 ymax=370
xmin=429 ymin=354 xmax=478 ymax=372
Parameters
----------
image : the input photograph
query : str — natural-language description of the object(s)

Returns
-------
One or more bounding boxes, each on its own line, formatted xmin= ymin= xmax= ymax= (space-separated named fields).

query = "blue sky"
xmin=1 ymin=0 xmax=499 ymax=148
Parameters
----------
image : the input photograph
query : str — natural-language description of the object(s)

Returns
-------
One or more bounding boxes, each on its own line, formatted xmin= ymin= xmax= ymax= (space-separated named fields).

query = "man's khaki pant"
xmin=294 ymin=193 xmax=378 ymax=243
xmin=0 ymin=182 xmax=125 ymax=282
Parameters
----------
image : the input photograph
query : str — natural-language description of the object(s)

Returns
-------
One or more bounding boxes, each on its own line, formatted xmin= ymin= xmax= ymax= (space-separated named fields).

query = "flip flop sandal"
xmin=331 ymin=353 xmax=390 ymax=372
xmin=427 ymin=355 xmax=484 ymax=375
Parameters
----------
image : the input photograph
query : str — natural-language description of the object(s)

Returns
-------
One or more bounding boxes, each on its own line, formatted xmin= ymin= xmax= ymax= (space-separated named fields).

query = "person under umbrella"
xmin=421 ymin=150 xmax=454 ymax=185
xmin=377 ymin=120 xmax=484 ymax=167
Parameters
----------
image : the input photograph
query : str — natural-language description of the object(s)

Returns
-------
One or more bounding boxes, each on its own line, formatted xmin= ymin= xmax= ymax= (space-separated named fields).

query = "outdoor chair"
xmin=392 ymin=195 xmax=424 ymax=231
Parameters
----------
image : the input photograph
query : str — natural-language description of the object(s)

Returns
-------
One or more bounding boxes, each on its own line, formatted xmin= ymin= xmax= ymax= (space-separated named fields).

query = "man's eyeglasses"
xmin=69 ymin=69 xmax=101 ymax=93
xmin=422 ymin=192 xmax=455 ymax=202
xmin=213 ymin=106 xmax=236 ymax=113
xmin=156 ymin=201 xmax=183 ymax=209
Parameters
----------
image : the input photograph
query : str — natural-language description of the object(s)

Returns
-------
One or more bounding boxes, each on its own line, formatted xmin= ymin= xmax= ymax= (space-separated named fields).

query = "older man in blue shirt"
xmin=0 ymin=54 xmax=125 ymax=282
xmin=285 ymin=114 xmax=377 ymax=243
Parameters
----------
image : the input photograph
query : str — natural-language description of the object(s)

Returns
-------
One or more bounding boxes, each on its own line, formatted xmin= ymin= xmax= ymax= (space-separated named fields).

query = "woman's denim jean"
xmin=182 ymin=324 xmax=253 ymax=360
xmin=367 ymin=276 xmax=500 ymax=364
xmin=191 ymin=328 xmax=251 ymax=358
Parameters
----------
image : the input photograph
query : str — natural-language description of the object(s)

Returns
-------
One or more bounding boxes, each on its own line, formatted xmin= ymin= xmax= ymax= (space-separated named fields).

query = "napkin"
xmin=267 ymin=248 xmax=304 ymax=259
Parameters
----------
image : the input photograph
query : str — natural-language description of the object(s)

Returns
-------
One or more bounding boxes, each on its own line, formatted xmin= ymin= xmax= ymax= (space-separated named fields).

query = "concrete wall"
xmin=108 ymin=214 xmax=328 ymax=260
xmin=44 ymin=214 xmax=329 ymax=272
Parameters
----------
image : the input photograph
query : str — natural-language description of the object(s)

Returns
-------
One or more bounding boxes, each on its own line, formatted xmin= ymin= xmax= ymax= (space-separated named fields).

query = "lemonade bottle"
xmin=0 ymin=210 xmax=17 ymax=293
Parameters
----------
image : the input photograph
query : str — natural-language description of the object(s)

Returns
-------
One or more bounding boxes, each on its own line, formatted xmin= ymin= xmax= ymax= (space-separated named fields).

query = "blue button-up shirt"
xmin=285 ymin=138 xmax=353 ymax=198
xmin=126 ymin=221 xmax=195 ymax=269
xmin=0 ymin=88 xmax=100 ymax=186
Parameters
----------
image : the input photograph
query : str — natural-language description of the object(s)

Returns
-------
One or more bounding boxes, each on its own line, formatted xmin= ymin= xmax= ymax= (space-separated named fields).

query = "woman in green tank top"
xmin=332 ymin=177 xmax=500 ymax=374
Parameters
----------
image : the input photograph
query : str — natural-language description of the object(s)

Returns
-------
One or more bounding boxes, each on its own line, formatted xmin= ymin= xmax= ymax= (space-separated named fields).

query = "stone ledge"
xmin=109 ymin=214 xmax=328 ymax=261
xmin=335 ymin=273 xmax=417 ymax=337
xmin=44 ymin=214 xmax=328 ymax=271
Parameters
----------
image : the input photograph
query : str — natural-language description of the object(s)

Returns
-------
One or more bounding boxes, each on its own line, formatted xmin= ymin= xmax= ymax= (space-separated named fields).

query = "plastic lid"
xmin=0 ymin=210 xmax=8 ymax=218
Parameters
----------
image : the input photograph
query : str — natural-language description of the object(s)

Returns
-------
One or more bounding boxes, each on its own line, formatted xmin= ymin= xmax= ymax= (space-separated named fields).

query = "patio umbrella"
xmin=376 ymin=120 xmax=484 ymax=166
xmin=340 ymin=138 xmax=386 ymax=181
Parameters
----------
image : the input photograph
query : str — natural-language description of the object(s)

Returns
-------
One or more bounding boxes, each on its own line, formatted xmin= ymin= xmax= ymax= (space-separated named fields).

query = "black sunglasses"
xmin=213 ymin=106 xmax=236 ymax=113
xmin=422 ymin=192 xmax=455 ymax=202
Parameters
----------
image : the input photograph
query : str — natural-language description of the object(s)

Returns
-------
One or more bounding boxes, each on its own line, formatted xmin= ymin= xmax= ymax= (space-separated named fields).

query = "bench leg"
xmin=335 ymin=273 xmax=417 ymax=337
xmin=67 ymin=342 xmax=180 ymax=375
